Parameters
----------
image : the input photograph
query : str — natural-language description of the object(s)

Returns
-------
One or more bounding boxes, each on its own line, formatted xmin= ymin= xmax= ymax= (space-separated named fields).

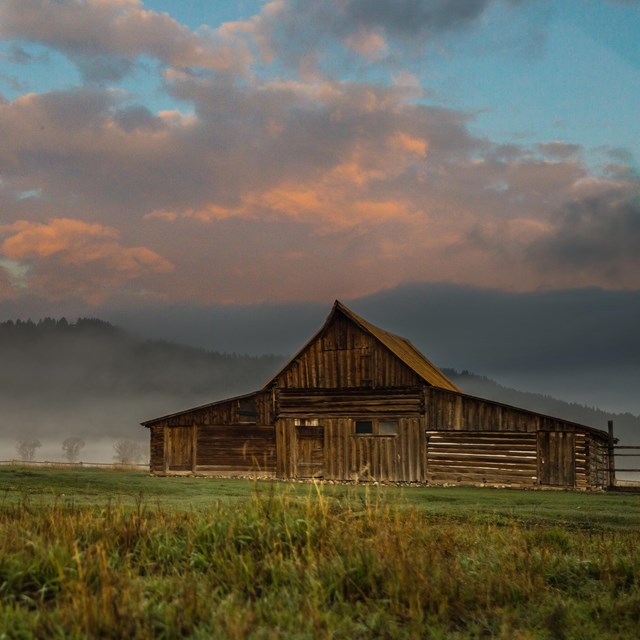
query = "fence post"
xmin=608 ymin=420 xmax=616 ymax=489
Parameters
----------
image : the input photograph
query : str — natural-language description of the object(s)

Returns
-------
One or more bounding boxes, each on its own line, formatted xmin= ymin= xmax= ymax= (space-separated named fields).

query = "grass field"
xmin=1 ymin=466 xmax=639 ymax=639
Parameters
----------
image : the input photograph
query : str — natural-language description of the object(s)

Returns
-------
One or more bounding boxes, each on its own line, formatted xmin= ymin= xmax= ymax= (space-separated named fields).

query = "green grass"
xmin=1 ymin=465 xmax=639 ymax=639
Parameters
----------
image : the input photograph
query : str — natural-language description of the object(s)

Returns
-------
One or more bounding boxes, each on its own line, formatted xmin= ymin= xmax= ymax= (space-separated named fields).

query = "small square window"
xmin=378 ymin=421 xmax=398 ymax=436
xmin=355 ymin=420 xmax=373 ymax=434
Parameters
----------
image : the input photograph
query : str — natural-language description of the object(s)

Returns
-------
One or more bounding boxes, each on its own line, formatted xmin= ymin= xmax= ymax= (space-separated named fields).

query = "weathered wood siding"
xmin=196 ymin=425 xmax=275 ymax=472
xmin=150 ymin=426 xmax=165 ymax=474
xmin=152 ymin=391 xmax=273 ymax=428
xmin=278 ymin=314 xmax=421 ymax=389
xmin=277 ymin=387 xmax=423 ymax=417
xmin=538 ymin=431 xmax=576 ymax=487
xmin=148 ymin=391 xmax=276 ymax=474
xmin=426 ymin=431 xmax=538 ymax=486
xmin=276 ymin=416 xmax=425 ymax=482
xmin=271 ymin=386 xmax=609 ymax=487
xmin=585 ymin=434 xmax=608 ymax=489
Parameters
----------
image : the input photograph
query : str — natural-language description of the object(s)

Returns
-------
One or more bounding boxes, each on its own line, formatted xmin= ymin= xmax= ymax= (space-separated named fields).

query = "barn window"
xmin=238 ymin=397 xmax=257 ymax=423
xmin=294 ymin=418 xmax=320 ymax=427
xmin=378 ymin=420 xmax=398 ymax=436
xmin=354 ymin=419 xmax=398 ymax=436
xmin=355 ymin=420 xmax=373 ymax=434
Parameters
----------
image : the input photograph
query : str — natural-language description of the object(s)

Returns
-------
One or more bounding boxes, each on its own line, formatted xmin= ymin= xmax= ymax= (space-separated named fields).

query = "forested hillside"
xmin=0 ymin=318 xmax=637 ymax=460
xmin=0 ymin=318 xmax=284 ymax=455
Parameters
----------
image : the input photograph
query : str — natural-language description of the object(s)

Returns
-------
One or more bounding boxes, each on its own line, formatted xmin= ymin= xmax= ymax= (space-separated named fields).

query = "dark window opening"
xmin=238 ymin=397 xmax=258 ymax=423
xmin=355 ymin=420 xmax=373 ymax=434
xmin=354 ymin=419 xmax=398 ymax=436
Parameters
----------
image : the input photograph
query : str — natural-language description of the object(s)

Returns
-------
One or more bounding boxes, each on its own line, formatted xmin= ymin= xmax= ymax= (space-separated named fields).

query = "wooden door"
xmin=295 ymin=425 xmax=324 ymax=478
xmin=168 ymin=426 xmax=193 ymax=470
xmin=537 ymin=432 xmax=576 ymax=487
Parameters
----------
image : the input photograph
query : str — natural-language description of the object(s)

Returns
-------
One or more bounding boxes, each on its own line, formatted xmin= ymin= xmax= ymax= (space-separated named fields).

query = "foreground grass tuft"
xmin=0 ymin=475 xmax=639 ymax=639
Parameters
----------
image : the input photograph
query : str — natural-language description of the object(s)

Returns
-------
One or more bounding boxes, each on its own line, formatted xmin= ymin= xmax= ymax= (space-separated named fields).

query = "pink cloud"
xmin=0 ymin=218 xmax=173 ymax=304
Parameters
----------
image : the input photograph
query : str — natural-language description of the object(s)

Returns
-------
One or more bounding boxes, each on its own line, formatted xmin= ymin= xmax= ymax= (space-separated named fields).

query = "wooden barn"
xmin=142 ymin=301 xmax=610 ymax=489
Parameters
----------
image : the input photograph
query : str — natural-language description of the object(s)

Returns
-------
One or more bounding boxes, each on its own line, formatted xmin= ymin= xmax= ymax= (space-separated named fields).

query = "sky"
xmin=0 ymin=0 xmax=639 ymax=414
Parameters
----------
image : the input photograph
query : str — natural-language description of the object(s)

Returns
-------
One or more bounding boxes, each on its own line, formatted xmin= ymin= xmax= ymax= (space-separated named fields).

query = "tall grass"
xmin=1 ymin=484 xmax=639 ymax=639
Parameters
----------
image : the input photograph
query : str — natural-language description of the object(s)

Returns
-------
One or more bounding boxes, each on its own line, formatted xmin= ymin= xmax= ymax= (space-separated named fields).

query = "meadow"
xmin=0 ymin=466 xmax=639 ymax=639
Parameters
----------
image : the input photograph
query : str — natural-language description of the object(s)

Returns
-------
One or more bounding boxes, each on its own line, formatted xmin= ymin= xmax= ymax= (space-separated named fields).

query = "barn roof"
xmin=263 ymin=300 xmax=461 ymax=392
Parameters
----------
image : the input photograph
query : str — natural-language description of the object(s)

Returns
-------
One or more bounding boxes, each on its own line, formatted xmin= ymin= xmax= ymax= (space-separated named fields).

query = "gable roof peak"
xmin=265 ymin=300 xmax=460 ymax=392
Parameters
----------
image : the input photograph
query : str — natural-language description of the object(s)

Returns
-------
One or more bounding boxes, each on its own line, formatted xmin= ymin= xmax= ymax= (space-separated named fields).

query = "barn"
xmin=142 ymin=301 xmax=610 ymax=489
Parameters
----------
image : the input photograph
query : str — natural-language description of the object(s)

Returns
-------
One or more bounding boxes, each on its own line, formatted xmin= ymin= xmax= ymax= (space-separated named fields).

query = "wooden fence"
xmin=608 ymin=421 xmax=640 ymax=488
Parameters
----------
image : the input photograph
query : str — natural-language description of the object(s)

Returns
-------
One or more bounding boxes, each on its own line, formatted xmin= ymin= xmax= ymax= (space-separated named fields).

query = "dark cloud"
xmin=75 ymin=53 xmax=134 ymax=83
xmin=1 ymin=43 xmax=48 ymax=64
xmin=336 ymin=0 xmax=493 ymax=36
xmin=528 ymin=187 xmax=640 ymax=284
xmin=114 ymin=105 xmax=166 ymax=132
xmin=536 ymin=141 xmax=582 ymax=159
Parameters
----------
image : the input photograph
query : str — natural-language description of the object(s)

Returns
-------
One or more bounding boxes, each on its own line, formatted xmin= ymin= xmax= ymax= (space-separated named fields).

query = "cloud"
xmin=527 ymin=186 xmax=640 ymax=287
xmin=0 ymin=218 xmax=173 ymax=303
xmin=0 ymin=72 xmax=637 ymax=304
xmin=0 ymin=0 xmax=251 ymax=81
xmin=243 ymin=0 xmax=541 ymax=71
xmin=1 ymin=42 xmax=48 ymax=64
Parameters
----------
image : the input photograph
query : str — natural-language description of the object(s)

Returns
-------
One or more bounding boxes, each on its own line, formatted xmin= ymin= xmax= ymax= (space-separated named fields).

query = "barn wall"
xmin=152 ymin=391 xmax=273 ymax=428
xmin=149 ymin=426 xmax=165 ymax=474
xmin=147 ymin=391 xmax=276 ymax=476
xmin=196 ymin=424 xmax=276 ymax=472
xmin=422 ymin=387 xmax=609 ymax=488
xmin=277 ymin=314 xmax=421 ymax=389
xmin=586 ymin=434 xmax=608 ymax=489
xmin=276 ymin=414 xmax=425 ymax=482
xmin=426 ymin=431 xmax=539 ymax=486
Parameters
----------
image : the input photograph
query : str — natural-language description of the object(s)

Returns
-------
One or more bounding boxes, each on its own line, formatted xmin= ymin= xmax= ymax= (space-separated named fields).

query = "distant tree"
xmin=113 ymin=439 xmax=147 ymax=465
xmin=62 ymin=436 xmax=85 ymax=463
xmin=16 ymin=437 xmax=42 ymax=461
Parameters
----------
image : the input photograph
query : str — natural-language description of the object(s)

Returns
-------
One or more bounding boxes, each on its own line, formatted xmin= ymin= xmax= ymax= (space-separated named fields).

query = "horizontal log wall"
xmin=277 ymin=387 xmax=423 ymax=417
xmin=278 ymin=314 xmax=421 ymax=389
xmin=426 ymin=431 xmax=539 ymax=486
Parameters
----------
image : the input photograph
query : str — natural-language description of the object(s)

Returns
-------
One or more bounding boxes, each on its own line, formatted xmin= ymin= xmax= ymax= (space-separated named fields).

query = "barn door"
xmin=537 ymin=432 xmax=576 ymax=487
xmin=295 ymin=424 xmax=324 ymax=478
xmin=168 ymin=426 xmax=194 ymax=471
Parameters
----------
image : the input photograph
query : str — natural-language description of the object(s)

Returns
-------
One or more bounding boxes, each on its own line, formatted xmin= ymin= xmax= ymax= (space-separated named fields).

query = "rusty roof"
xmin=332 ymin=301 xmax=461 ymax=392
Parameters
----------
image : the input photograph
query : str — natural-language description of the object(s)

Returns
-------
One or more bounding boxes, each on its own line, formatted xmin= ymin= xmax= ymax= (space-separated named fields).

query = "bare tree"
xmin=113 ymin=439 xmax=147 ymax=465
xmin=62 ymin=436 xmax=85 ymax=463
xmin=16 ymin=437 xmax=42 ymax=461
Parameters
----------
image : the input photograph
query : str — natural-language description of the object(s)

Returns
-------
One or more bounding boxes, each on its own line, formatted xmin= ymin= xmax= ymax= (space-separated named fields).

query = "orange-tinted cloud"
xmin=0 ymin=218 xmax=173 ymax=304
